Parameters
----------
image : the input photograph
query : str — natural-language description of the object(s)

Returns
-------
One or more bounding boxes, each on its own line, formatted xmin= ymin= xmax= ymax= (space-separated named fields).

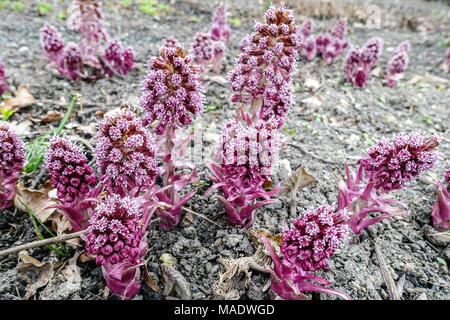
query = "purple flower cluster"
xmin=46 ymin=136 xmax=97 ymax=206
xmin=162 ymin=36 xmax=182 ymax=50
xmin=210 ymin=3 xmax=231 ymax=43
xmin=0 ymin=60 xmax=10 ymax=95
xmin=229 ymin=5 xmax=301 ymax=123
xmin=102 ymin=38 xmax=134 ymax=77
xmin=138 ymin=45 xmax=204 ymax=135
xmin=260 ymin=235 xmax=350 ymax=300
xmin=301 ymin=19 xmax=349 ymax=64
xmin=344 ymin=37 xmax=383 ymax=87
xmin=95 ymin=109 xmax=158 ymax=197
xmin=191 ymin=32 xmax=225 ymax=73
xmin=206 ymin=119 xmax=281 ymax=228
xmin=40 ymin=0 xmax=133 ymax=80
xmin=0 ymin=122 xmax=25 ymax=209
xmin=386 ymin=41 xmax=410 ymax=87
xmin=360 ymin=132 xmax=440 ymax=192
xmin=281 ymin=205 xmax=351 ymax=272
xmin=84 ymin=195 xmax=151 ymax=299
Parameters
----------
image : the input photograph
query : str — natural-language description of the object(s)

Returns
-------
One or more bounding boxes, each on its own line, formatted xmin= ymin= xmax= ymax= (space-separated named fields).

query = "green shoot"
xmin=18 ymin=198 xmax=68 ymax=257
xmin=23 ymin=94 xmax=78 ymax=173
xmin=38 ymin=1 xmax=53 ymax=15
xmin=1 ymin=109 xmax=15 ymax=121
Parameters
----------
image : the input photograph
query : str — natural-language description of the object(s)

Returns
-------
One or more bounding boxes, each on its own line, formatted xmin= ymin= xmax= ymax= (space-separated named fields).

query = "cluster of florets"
xmin=162 ymin=36 xmax=182 ymax=49
xmin=191 ymin=32 xmax=224 ymax=73
xmin=138 ymin=45 xmax=204 ymax=135
xmin=344 ymin=37 xmax=383 ymax=87
xmin=40 ymin=0 xmax=133 ymax=80
xmin=301 ymin=19 xmax=349 ymax=64
xmin=207 ymin=119 xmax=281 ymax=227
xmin=102 ymin=38 xmax=134 ymax=77
xmin=229 ymin=5 xmax=301 ymax=122
xmin=95 ymin=109 xmax=158 ymax=197
xmin=0 ymin=122 xmax=25 ymax=209
xmin=386 ymin=41 xmax=410 ymax=87
xmin=0 ymin=61 xmax=10 ymax=95
xmin=360 ymin=132 xmax=440 ymax=192
xmin=281 ymin=205 xmax=351 ymax=272
xmin=84 ymin=195 xmax=145 ymax=266
xmin=46 ymin=137 xmax=97 ymax=205
xmin=210 ymin=3 xmax=231 ymax=43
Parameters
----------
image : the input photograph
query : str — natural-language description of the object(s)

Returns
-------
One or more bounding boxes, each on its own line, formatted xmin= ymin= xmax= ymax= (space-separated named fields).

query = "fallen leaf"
xmin=17 ymin=252 xmax=54 ymax=299
xmin=40 ymin=110 xmax=63 ymax=123
xmin=62 ymin=251 xmax=82 ymax=283
xmin=246 ymin=229 xmax=283 ymax=247
xmin=0 ymin=85 xmax=36 ymax=111
xmin=14 ymin=181 xmax=58 ymax=223
xmin=143 ymin=264 xmax=160 ymax=292
xmin=278 ymin=165 xmax=317 ymax=197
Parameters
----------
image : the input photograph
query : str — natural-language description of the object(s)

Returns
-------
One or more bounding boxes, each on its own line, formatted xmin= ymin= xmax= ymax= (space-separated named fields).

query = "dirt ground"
xmin=0 ymin=0 xmax=449 ymax=300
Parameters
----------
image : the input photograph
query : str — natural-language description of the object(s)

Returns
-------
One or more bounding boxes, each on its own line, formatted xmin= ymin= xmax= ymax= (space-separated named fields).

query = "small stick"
xmin=374 ymin=240 xmax=400 ymax=300
xmin=0 ymin=230 xmax=86 ymax=257
xmin=181 ymin=206 xmax=224 ymax=228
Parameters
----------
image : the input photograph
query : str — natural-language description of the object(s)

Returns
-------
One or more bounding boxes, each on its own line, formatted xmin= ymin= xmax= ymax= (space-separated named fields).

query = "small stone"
xmin=415 ymin=293 xmax=428 ymax=300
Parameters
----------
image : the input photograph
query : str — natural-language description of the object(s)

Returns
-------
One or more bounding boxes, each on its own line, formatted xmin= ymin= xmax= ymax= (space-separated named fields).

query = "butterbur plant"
xmin=0 ymin=122 xmax=25 ymax=209
xmin=385 ymin=41 xmax=410 ymax=87
xmin=210 ymin=3 xmax=231 ymax=43
xmin=313 ymin=19 xmax=349 ymax=65
xmin=298 ymin=19 xmax=316 ymax=61
xmin=229 ymin=5 xmax=301 ymax=124
xmin=45 ymin=136 xmax=100 ymax=231
xmin=259 ymin=205 xmax=351 ymax=300
xmin=206 ymin=119 xmax=281 ymax=228
xmin=344 ymin=37 xmax=383 ymax=88
xmin=337 ymin=132 xmax=440 ymax=236
xmin=139 ymin=44 xmax=204 ymax=229
xmin=40 ymin=0 xmax=134 ymax=80
xmin=0 ymin=60 xmax=10 ymax=95
xmin=191 ymin=32 xmax=225 ymax=74
xmin=95 ymin=108 xmax=158 ymax=198
xmin=83 ymin=195 xmax=153 ymax=299
xmin=431 ymin=166 xmax=450 ymax=231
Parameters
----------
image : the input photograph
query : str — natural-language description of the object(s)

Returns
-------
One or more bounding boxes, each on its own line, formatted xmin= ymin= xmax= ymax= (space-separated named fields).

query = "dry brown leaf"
xmin=14 ymin=181 xmax=58 ymax=223
xmin=143 ymin=264 xmax=160 ymax=292
xmin=62 ymin=251 xmax=82 ymax=283
xmin=161 ymin=264 xmax=191 ymax=300
xmin=247 ymin=229 xmax=283 ymax=247
xmin=278 ymin=165 xmax=317 ymax=197
xmin=0 ymin=85 xmax=36 ymax=111
xmin=17 ymin=252 xmax=54 ymax=299
xmin=40 ymin=110 xmax=63 ymax=123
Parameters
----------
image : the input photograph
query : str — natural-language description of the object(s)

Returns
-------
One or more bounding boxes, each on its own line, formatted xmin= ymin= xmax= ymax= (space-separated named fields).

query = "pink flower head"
xmin=46 ymin=136 xmax=97 ymax=206
xmin=210 ymin=3 xmax=231 ymax=43
xmin=228 ymin=4 xmax=301 ymax=123
xmin=139 ymin=45 xmax=204 ymax=135
xmin=299 ymin=18 xmax=313 ymax=39
xmin=304 ymin=36 xmax=317 ymax=61
xmin=0 ymin=122 xmax=25 ymax=209
xmin=191 ymin=32 xmax=225 ymax=73
xmin=40 ymin=23 xmax=65 ymax=61
xmin=315 ymin=32 xmax=348 ymax=65
xmin=360 ymin=37 xmax=383 ymax=69
xmin=59 ymin=42 xmax=84 ymax=81
xmin=281 ymin=205 xmax=351 ymax=272
xmin=0 ymin=61 xmax=10 ymax=95
xmin=331 ymin=19 xmax=347 ymax=40
xmin=162 ymin=36 xmax=182 ymax=49
xmin=206 ymin=119 xmax=281 ymax=228
xmin=102 ymin=38 xmax=134 ymax=77
xmin=315 ymin=33 xmax=332 ymax=56
xmin=360 ymin=132 xmax=440 ymax=193
xmin=386 ymin=49 xmax=409 ymax=87
xmin=260 ymin=235 xmax=350 ymax=300
xmin=393 ymin=40 xmax=411 ymax=55
xmin=95 ymin=109 xmax=158 ymax=197
xmin=432 ymin=183 xmax=450 ymax=231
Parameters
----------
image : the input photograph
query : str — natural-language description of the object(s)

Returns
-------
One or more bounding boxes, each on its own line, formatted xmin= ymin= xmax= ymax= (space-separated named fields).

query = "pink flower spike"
xmin=191 ymin=32 xmax=225 ymax=74
xmin=40 ymin=23 xmax=65 ymax=62
xmin=331 ymin=19 xmax=347 ymax=40
xmin=386 ymin=47 xmax=409 ymax=87
xmin=0 ymin=122 xmax=25 ymax=209
xmin=95 ymin=108 xmax=158 ymax=197
xmin=0 ymin=61 xmax=10 ymax=95
xmin=432 ymin=183 xmax=450 ymax=231
xmin=210 ymin=3 xmax=231 ymax=43
xmin=300 ymin=19 xmax=314 ymax=39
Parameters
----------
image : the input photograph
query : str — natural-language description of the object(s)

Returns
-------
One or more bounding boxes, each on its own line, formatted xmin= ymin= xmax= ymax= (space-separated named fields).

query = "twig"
xmin=286 ymin=142 xmax=342 ymax=165
xmin=181 ymin=206 xmax=224 ymax=228
xmin=373 ymin=240 xmax=400 ymax=300
xmin=97 ymin=56 xmax=125 ymax=80
xmin=0 ymin=230 xmax=86 ymax=257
